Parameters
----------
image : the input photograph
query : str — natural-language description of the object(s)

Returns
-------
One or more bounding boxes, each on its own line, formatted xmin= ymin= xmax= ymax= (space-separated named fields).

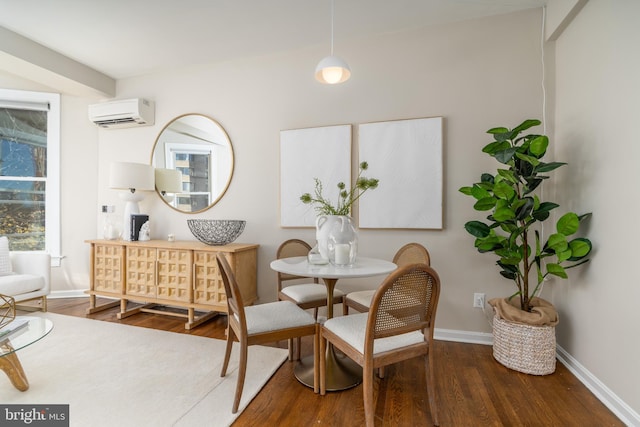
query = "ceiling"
xmin=0 ymin=0 xmax=546 ymax=80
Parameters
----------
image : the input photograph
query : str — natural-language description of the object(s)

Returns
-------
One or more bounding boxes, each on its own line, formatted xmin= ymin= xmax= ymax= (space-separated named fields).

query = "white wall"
xmin=94 ymin=9 xmax=545 ymax=334
xmin=552 ymin=0 xmax=640 ymax=418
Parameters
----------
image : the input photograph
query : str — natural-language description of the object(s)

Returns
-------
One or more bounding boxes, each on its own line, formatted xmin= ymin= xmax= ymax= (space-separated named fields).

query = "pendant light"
xmin=315 ymin=0 xmax=351 ymax=84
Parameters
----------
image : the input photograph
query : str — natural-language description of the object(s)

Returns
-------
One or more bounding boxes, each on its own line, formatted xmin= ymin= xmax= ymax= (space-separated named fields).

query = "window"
xmin=166 ymin=143 xmax=213 ymax=212
xmin=0 ymin=89 xmax=60 ymax=265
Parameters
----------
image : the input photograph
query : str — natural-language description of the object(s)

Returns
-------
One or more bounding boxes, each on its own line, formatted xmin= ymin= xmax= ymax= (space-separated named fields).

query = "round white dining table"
xmin=270 ymin=256 xmax=397 ymax=391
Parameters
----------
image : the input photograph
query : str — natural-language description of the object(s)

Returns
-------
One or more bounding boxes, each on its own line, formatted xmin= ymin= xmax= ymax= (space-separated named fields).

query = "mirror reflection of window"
xmin=167 ymin=145 xmax=212 ymax=207
xmin=151 ymin=114 xmax=234 ymax=213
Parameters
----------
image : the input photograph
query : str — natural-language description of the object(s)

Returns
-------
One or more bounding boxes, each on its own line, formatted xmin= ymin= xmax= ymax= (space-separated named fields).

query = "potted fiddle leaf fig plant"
xmin=458 ymin=118 xmax=592 ymax=375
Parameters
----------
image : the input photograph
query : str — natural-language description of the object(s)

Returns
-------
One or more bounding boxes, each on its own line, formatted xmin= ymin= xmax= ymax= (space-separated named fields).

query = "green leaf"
xmin=512 ymin=119 xmax=541 ymax=134
xmin=529 ymin=135 xmax=549 ymax=157
xmin=493 ymin=206 xmax=516 ymax=222
xmin=474 ymin=197 xmax=496 ymax=211
xmin=556 ymin=248 xmax=572 ymax=263
xmin=493 ymin=182 xmax=515 ymax=200
xmin=495 ymin=129 xmax=518 ymax=142
xmin=530 ymin=201 xmax=557 ymax=221
xmin=487 ymin=127 xmax=509 ymax=135
xmin=459 ymin=186 xmax=473 ymax=196
xmin=480 ymin=173 xmax=495 ymax=184
xmin=494 ymin=147 xmax=518 ymax=164
xmin=500 ymin=255 xmax=522 ymax=265
xmin=497 ymin=261 xmax=519 ymax=275
xmin=568 ymin=238 xmax=592 ymax=260
xmin=557 ymin=212 xmax=580 ymax=236
xmin=500 ymin=270 xmax=518 ymax=280
xmin=547 ymin=263 xmax=568 ymax=279
xmin=482 ymin=141 xmax=511 ymax=155
xmin=496 ymin=169 xmax=518 ymax=184
xmin=475 ymin=237 xmax=503 ymax=252
xmin=532 ymin=209 xmax=550 ymax=222
xmin=464 ymin=221 xmax=490 ymax=238
xmin=515 ymin=152 xmax=540 ymax=166
xmin=471 ymin=184 xmax=491 ymax=200
xmin=515 ymin=197 xmax=534 ymax=221
xmin=535 ymin=161 xmax=567 ymax=173
xmin=579 ymin=212 xmax=592 ymax=221
xmin=536 ymin=202 xmax=559 ymax=214
xmin=546 ymin=233 xmax=569 ymax=252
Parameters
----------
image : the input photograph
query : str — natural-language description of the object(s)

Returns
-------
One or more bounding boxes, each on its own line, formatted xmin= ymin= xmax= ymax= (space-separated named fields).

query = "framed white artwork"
xmin=358 ymin=117 xmax=443 ymax=229
xmin=280 ymin=125 xmax=352 ymax=227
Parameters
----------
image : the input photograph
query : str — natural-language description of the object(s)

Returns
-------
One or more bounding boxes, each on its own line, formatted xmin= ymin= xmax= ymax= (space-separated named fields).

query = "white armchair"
xmin=0 ymin=252 xmax=51 ymax=311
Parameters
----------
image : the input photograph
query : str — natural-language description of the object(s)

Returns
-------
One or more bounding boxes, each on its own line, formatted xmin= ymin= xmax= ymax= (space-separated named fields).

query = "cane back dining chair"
xmin=216 ymin=254 xmax=319 ymax=413
xmin=320 ymin=263 xmax=441 ymax=426
xmin=277 ymin=239 xmax=345 ymax=358
xmin=343 ymin=242 xmax=430 ymax=315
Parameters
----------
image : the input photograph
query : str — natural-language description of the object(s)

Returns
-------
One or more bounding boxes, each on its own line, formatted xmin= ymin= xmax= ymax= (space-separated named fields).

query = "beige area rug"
xmin=0 ymin=312 xmax=288 ymax=426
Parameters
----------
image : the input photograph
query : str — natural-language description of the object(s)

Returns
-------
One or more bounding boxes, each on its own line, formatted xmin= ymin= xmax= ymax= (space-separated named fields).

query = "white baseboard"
xmin=434 ymin=327 xmax=493 ymax=345
xmin=556 ymin=345 xmax=639 ymax=426
xmin=47 ymin=293 xmax=637 ymax=425
xmin=49 ymin=289 xmax=90 ymax=299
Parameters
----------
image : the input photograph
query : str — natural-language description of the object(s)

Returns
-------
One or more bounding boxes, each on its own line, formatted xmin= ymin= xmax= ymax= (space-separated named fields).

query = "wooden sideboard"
xmin=85 ymin=239 xmax=258 ymax=329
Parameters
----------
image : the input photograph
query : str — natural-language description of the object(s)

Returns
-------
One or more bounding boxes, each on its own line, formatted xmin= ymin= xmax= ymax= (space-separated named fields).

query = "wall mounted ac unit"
xmin=88 ymin=98 xmax=155 ymax=129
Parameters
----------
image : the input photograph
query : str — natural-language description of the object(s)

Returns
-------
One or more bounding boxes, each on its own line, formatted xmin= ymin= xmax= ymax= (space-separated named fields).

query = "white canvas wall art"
xmin=358 ymin=117 xmax=443 ymax=229
xmin=280 ymin=125 xmax=352 ymax=227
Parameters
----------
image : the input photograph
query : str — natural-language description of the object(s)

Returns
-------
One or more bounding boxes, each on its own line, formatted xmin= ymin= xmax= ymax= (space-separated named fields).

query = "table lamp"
xmin=154 ymin=168 xmax=182 ymax=203
xmin=109 ymin=161 xmax=155 ymax=241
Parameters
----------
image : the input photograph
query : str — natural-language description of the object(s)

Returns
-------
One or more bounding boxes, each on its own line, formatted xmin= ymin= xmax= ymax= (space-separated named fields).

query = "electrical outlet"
xmin=473 ymin=293 xmax=486 ymax=308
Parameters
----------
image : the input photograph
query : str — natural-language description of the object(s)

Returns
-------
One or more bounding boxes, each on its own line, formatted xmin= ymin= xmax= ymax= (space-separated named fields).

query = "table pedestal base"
xmin=294 ymin=347 xmax=361 ymax=391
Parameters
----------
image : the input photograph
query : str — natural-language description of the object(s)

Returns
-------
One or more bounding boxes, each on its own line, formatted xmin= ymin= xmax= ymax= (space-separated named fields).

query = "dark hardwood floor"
xmin=44 ymin=298 xmax=623 ymax=426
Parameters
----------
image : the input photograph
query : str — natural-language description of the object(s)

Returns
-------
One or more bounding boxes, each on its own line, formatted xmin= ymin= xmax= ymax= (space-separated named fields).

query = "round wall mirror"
xmin=151 ymin=114 xmax=234 ymax=213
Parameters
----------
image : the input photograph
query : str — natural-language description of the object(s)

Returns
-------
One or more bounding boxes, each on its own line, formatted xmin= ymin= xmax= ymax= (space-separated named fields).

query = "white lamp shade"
xmin=315 ymin=55 xmax=351 ymax=84
xmin=109 ymin=162 xmax=155 ymax=192
xmin=155 ymin=168 xmax=182 ymax=194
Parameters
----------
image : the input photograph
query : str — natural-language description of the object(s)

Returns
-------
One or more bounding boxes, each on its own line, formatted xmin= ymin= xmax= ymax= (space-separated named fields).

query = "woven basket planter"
xmin=492 ymin=315 xmax=556 ymax=375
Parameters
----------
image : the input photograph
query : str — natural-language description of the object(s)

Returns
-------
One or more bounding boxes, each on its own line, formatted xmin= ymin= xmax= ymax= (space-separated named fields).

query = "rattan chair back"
xmin=367 ymin=263 xmax=440 ymax=342
xmin=217 ymin=254 xmax=246 ymax=334
xmin=392 ymin=242 xmax=431 ymax=267
xmin=276 ymin=239 xmax=319 ymax=289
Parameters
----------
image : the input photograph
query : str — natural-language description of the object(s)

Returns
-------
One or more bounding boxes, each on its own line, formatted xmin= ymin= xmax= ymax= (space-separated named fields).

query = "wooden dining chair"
xmin=320 ymin=263 xmax=441 ymax=426
xmin=277 ymin=239 xmax=345 ymax=358
xmin=216 ymin=254 xmax=319 ymax=413
xmin=343 ymin=242 xmax=430 ymax=314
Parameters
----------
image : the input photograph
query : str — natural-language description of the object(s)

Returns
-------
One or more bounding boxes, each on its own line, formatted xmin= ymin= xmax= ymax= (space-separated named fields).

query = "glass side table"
xmin=0 ymin=316 xmax=53 ymax=391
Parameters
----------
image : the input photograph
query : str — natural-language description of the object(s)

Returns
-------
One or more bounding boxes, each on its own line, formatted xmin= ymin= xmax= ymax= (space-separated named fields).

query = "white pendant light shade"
xmin=315 ymin=55 xmax=351 ymax=84
xmin=316 ymin=0 xmax=350 ymax=84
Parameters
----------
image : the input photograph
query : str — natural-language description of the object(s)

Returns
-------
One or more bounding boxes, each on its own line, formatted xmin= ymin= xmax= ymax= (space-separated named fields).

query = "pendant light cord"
xmin=541 ymin=5 xmax=547 ymax=135
xmin=537 ymin=5 xmax=548 ymax=297
xmin=330 ymin=0 xmax=335 ymax=55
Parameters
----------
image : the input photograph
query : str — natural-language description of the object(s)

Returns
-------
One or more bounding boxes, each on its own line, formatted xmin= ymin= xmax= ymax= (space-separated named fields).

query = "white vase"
xmin=316 ymin=215 xmax=358 ymax=267
xmin=315 ymin=215 xmax=341 ymax=261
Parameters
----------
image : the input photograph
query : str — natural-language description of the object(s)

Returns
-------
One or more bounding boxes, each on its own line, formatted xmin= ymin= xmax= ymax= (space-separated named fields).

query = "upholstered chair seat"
xmin=242 ymin=300 xmax=316 ymax=335
xmin=323 ymin=312 xmax=425 ymax=355
xmin=280 ymin=284 xmax=344 ymax=305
